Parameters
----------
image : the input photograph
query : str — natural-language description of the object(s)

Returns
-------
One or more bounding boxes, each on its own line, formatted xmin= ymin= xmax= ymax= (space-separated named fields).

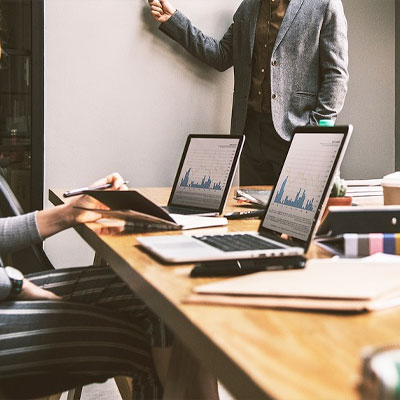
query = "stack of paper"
xmin=185 ymin=260 xmax=400 ymax=313
xmin=346 ymin=179 xmax=383 ymax=198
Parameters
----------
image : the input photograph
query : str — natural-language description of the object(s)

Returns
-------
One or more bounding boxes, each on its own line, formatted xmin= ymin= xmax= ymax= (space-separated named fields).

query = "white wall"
xmin=44 ymin=0 xmax=241 ymax=267
xmin=44 ymin=0 xmax=396 ymax=267
xmin=338 ymin=0 xmax=395 ymax=179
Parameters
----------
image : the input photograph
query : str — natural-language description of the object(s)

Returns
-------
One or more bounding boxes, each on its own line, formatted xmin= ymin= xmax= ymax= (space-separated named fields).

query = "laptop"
xmin=163 ymin=134 xmax=245 ymax=216
xmin=138 ymin=125 xmax=353 ymax=263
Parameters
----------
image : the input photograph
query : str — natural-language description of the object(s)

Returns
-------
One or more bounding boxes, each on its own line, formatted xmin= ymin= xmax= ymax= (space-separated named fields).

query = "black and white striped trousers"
xmin=0 ymin=266 xmax=173 ymax=399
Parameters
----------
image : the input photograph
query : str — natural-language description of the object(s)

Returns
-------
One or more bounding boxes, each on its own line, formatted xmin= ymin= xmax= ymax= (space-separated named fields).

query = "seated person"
xmin=0 ymin=173 xmax=173 ymax=399
xmin=0 ymin=12 xmax=218 ymax=399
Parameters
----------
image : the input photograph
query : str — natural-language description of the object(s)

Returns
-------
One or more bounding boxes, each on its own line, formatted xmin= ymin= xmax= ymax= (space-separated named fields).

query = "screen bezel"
xmin=258 ymin=125 xmax=352 ymax=251
xmin=168 ymin=134 xmax=245 ymax=214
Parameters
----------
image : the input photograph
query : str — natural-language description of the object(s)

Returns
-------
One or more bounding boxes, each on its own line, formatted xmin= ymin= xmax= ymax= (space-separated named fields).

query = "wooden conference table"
xmin=50 ymin=187 xmax=399 ymax=400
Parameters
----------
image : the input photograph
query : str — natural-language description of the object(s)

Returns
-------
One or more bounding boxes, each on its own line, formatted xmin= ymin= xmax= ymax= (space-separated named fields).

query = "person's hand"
xmin=37 ymin=173 xmax=128 ymax=239
xmin=149 ymin=0 xmax=176 ymax=23
xmin=14 ymin=279 xmax=61 ymax=301
xmin=68 ymin=172 xmax=128 ymax=225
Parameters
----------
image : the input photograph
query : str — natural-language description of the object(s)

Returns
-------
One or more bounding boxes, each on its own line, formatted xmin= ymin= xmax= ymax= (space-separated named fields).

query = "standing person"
xmin=148 ymin=0 xmax=349 ymax=185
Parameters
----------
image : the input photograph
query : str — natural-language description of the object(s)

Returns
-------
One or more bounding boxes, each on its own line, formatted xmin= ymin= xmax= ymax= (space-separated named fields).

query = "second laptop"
xmin=163 ymin=134 xmax=245 ymax=216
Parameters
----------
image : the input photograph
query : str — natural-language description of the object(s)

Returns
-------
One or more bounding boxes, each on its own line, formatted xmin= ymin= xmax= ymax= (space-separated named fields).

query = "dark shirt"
xmin=247 ymin=0 xmax=289 ymax=114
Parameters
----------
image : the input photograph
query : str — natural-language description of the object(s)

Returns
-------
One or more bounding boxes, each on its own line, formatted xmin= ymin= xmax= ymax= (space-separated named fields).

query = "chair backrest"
xmin=0 ymin=174 xmax=53 ymax=272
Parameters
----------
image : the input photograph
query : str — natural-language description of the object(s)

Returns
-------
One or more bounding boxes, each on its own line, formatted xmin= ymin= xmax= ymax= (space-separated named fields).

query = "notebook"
xmin=137 ymin=125 xmax=353 ymax=263
xmin=163 ymin=134 xmax=245 ymax=216
xmin=79 ymin=189 xmax=228 ymax=231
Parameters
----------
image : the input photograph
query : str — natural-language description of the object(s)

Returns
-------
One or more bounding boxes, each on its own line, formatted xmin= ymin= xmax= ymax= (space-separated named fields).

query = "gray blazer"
xmin=160 ymin=0 xmax=348 ymax=140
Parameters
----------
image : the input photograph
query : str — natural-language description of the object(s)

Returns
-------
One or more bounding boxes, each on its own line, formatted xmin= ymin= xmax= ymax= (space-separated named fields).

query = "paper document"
xmin=186 ymin=260 xmax=400 ymax=312
xmin=346 ymin=179 xmax=382 ymax=186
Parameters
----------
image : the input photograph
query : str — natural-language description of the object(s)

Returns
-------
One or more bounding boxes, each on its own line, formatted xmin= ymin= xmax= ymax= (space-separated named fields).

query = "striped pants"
xmin=0 ymin=266 xmax=173 ymax=399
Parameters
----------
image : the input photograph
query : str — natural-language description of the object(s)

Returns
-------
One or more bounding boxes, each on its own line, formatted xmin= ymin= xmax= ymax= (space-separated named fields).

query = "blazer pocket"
xmin=293 ymin=92 xmax=318 ymax=111
xmin=295 ymin=91 xmax=318 ymax=98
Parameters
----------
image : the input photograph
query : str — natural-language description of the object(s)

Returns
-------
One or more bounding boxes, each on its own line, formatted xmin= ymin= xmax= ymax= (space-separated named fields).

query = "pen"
xmin=224 ymin=209 xmax=265 ymax=220
xmin=63 ymin=181 xmax=129 ymax=198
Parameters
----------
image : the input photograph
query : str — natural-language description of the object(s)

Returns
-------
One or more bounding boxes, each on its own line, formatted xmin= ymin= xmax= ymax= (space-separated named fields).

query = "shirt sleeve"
xmin=0 ymin=211 xmax=43 ymax=253
xmin=0 ymin=268 xmax=11 ymax=301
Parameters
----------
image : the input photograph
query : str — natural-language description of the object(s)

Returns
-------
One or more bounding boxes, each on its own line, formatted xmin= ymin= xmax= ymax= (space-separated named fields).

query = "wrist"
xmin=36 ymin=203 xmax=76 ymax=239
xmin=63 ymin=202 xmax=80 ymax=227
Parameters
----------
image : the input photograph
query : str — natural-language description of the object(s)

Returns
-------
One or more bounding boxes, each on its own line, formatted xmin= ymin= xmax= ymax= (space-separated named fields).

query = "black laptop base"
xmin=162 ymin=205 xmax=216 ymax=216
xmin=190 ymin=256 xmax=306 ymax=277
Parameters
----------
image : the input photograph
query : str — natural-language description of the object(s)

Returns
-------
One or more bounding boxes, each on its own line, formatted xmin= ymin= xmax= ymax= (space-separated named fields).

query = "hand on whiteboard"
xmin=149 ymin=0 xmax=176 ymax=23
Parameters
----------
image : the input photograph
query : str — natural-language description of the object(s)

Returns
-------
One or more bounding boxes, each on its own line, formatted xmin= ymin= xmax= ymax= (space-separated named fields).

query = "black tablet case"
xmin=317 ymin=207 xmax=400 ymax=236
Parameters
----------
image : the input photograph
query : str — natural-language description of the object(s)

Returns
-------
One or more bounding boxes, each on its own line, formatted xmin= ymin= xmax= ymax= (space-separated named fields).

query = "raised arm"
xmin=149 ymin=0 xmax=234 ymax=72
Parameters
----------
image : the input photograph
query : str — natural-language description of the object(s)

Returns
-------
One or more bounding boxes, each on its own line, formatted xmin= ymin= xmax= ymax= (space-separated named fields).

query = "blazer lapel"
xmin=273 ymin=0 xmax=305 ymax=53
xmin=249 ymin=0 xmax=261 ymax=59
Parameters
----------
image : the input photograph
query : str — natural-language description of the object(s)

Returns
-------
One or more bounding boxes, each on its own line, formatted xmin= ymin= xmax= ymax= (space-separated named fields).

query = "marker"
xmin=224 ymin=209 xmax=265 ymax=220
xmin=63 ymin=181 xmax=128 ymax=198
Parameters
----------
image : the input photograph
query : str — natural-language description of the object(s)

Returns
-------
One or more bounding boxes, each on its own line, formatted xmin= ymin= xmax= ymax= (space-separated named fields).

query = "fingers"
xmin=159 ymin=0 xmax=176 ymax=14
xmin=150 ymin=4 xmax=164 ymax=18
xmin=105 ymin=172 xmax=128 ymax=190
xmin=149 ymin=0 xmax=175 ymax=22
xmin=149 ymin=0 xmax=163 ymax=11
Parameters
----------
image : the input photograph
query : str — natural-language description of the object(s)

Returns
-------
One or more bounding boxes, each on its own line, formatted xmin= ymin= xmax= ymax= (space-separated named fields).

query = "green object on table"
xmin=395 ymin=363 xmax=400 ymax=399
xmin=319 ymin=119 xmax=335 ymax=127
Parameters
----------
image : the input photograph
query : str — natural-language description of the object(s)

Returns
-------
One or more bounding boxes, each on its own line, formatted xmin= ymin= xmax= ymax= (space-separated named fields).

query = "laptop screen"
xmin=169 ymin=135 xmax=244 ymax=213
xmin=261 ymin=128 xmax=351 ymax=243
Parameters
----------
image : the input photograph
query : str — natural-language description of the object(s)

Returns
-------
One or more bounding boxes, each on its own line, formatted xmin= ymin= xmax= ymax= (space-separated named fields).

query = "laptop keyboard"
xmin=194 ymin=234 xmax=284 ymax=252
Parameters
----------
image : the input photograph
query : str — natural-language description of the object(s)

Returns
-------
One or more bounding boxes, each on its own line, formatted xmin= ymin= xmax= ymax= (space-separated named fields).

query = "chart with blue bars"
xmin=262 ymin=132 xmax=345 ymax=241
xmin=274 ymin=176 xmax=314 ymax=211
xmin=180 ymin=168 xmax=223 ymax=191
xmin=171 ymin=137 xmax=241 ymax=209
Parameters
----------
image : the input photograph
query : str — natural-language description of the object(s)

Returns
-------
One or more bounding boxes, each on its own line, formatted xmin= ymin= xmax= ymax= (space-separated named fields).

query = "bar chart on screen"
xmin=180 ymin=168 xmax=223 ymax=190
xmin=263 ymin=133 xmax=344 ymax=240
xmin=171 ymin=137 xmax=240 ymax=209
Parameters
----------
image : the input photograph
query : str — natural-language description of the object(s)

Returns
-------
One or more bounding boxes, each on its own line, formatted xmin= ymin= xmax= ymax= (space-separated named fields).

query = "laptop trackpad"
xmin=142 ymin=236 xmax=221 ymax=258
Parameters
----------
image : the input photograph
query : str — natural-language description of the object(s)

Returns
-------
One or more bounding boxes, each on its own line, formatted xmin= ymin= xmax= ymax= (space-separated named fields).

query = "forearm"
xmin=36 ymin=203 xmax=76 ymax=239
xmin=311 ymin=73 xmax=348 ymax=123
xmin=159 ymin=10 xmax=234 ymax=72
